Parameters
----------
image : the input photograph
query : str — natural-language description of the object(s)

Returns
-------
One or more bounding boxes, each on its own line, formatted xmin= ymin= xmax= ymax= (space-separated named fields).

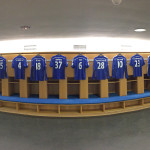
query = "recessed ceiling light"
xmin=134 ymin=29 xmax=146 ymax=32
xmin=20 ymin=25 xmax=31 ymax=30
xmin=112 ymin=0 xmax=122 ymax=5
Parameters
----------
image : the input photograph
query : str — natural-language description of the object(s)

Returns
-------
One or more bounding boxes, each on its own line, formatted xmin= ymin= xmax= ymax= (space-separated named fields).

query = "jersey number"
xmin=79 ymin=62 xmax=82 ymax=69
xmin=55 ymin=61 xmax=62 ymax=69
xmin=0 ymin=62 xmax=3 ymax=69
xmin=97 ymin=62 xmax=104 ymax=69
xmin=18 ymin=62 xmax=21 ymax=69
xmin=135 ymin=60 xmax=140 ymax=67
xmin=36 ymin=63 xmax=41 ymax=70
xmin=118 ymin=61 xmax=123 ymax=68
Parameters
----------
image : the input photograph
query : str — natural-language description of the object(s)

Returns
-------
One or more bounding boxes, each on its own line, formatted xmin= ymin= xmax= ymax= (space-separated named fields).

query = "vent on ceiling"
xmin=24 ymin=45 xmax=37 ymax=51
xmin=73 ymin=45 xmax=86 ymax=50
xmin=121 ymin=44 xmax=132 ymax=48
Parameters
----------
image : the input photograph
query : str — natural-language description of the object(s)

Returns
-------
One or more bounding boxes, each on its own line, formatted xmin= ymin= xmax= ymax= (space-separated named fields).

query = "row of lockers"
xmin=0 ymin=75 xmax=150 ymax=98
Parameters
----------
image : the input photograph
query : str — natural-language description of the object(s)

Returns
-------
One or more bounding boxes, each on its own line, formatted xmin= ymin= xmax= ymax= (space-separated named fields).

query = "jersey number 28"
xmin=97 ymin=62 xmax=104 ymax=69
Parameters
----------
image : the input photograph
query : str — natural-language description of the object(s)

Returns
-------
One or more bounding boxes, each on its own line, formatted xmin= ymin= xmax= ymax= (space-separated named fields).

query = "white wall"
xmin=0 ymin=37 xmax=150 ymax=53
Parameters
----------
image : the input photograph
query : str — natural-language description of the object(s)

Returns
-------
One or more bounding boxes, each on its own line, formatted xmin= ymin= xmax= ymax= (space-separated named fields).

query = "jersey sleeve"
xmin=65 ymin=57 xmax=68 ymax=67
xmin=142 ymin=57 xmax=145 ymax=66
xmin=92 ymin=58 xmax=96 ymax=79
xmin=129 ymin=57 xmax=133 ymax=66
xmin=24 ymin=58 xmax=28 ymax=68
xmin=50 ymin=57 xmax=54 ymax=67
xmin=4 ymin=59 xmax=7 ymax=78
xmin=112 ymin=57 xmax=115 ymax=78
xmin=124 ymin=58 xmax=128 ymax=79
xmin=71 ymin=58 xmax=75 ymax=68
xmin=106 ymin=58 xmax=110 ymax=79
xmin=44 ymin=59 xmax=47 ymax=80
xmin=12 ymin=58 xmax=15 ymax=68
xmin=148 ymin=56 xmax=150 ymax=76
xmin=85 ymin=58 xmax=89 ymax=68
xmin=30 ymin=59 xmax=34 ymax=81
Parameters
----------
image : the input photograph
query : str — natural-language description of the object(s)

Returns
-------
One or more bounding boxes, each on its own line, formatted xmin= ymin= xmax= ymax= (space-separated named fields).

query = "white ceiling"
xmin=0 ymin=0 xmax=149 ymax=41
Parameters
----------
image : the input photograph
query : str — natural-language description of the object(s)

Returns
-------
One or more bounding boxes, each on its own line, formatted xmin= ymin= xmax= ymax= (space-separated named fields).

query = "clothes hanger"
xmin=0 ymin=54 xmax=2 ymax=57
xmin=79 ymin=53 xmax=83 ymax=56
xmin=118 ymin=53 xmax=122 ymax=56
xmin=99 ymin=53 xmax=103 ymax=56
xmin=57 ymin=53 xmax=61 ymax=56
xmin=36 ymin=53 xmax=41 ymax=56
xmin=18 ymin=54 xmax=22 ymax=56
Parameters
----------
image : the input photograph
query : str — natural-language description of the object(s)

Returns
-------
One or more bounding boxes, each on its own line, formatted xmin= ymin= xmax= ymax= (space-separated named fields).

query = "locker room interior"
xmin=0 ymin=0 xmax=149 ymax=150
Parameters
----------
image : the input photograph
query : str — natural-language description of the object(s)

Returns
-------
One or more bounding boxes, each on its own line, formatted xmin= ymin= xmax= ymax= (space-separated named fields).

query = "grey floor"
xmin=0 ymin=109 xmax=150 ymax=150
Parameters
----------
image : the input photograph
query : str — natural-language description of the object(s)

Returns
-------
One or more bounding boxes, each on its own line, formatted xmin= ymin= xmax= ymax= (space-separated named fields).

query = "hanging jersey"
xmin=0 ymin=56 xmax=7 ymax=79
xmin=50 ymin=55 xmax=68 ymax=79
xmin=92 ymin=55 xmax=109 ymax=80
xmin=72 ymin=55 xmax=89 ymax=80
xmin=129 ymin=54 xmax=145 ymax=77
xmin=112 ymin=55 xmax=128 ymax=79
xmin=12 ymin=55 xmax=28 ymax=79
xmin=30 ymin=55 xmax=47 ymax=81
xmin=147 ymin=56 xmax=150 ymax=76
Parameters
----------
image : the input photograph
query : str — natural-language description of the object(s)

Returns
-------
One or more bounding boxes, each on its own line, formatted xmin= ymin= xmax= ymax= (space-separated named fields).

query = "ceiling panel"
xmin=0 ymin=0 xmax=149 ymax=40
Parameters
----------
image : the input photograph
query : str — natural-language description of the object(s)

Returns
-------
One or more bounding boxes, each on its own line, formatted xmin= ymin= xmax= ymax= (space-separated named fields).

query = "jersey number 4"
xmin=18 ymin=62 xmax=21 ymax=69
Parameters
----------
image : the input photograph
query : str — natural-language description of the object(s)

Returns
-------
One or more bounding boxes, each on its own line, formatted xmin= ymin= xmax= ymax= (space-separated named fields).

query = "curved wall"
xmin=0 ymin=37 xmax=150 ymax=53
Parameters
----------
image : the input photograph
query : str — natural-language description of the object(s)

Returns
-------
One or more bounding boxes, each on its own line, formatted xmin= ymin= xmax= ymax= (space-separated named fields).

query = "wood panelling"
xmin=59 ymin=78 xmax=67 ymax=99
xmin=100 ymin=79 xmax=108 ymax=98
xmin=0 ymin=97 xmax=149 ymax=117
xmin=0 ymin=80 xmax=1 ymax=93
xmin=80 ymin=77 xmax=88 ymax=99
xmin=0 ymin=52 xmax=149 ymax=99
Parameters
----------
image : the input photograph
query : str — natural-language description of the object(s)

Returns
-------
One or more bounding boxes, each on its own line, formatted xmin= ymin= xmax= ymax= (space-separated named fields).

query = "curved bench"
xmin=0 ymin=91 xmax=150 ymax=117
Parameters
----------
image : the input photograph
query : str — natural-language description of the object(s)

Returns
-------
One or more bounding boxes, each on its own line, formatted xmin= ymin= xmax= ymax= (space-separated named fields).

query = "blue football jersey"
xmin=12 ymin=55 xmax=28 ymax=79
xmin=112 ymin=55 xmax=128 ymax=79
xmin=30 ymin=55 xmax=47 ymax=81
xmin=0 ymin=56 xmax=7 ymax=79
xmin=72 ymin=55 xmax=89 ymax=80
xmin=92 ymin=55 xmax=109 ymax=80
xmin=50 ymin=54 xmax=68 ymax=79
xmin=129 ymin=54 xmax=145 ymax=77
xmin=147 ymin=56 xmax=150 ymax=76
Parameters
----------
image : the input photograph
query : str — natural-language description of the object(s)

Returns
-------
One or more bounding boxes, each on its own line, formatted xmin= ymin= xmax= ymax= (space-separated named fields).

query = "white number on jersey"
xmin=135 ymin=60 xmax=140 ymax=67
xmin=36 ymin=63 xmax=41 ymax=70
xmin=0 ymin=62 xmax=3 ymax=69
xmin=118 ymin=61 xmax=123 ymax=68
xmin=55 ymin=61 xmax=62 ymax=69
xmin=79 ymin=62 xmax=82 ymax=69
xmin=18 ymin=62 xmax=21 ymax=69
xmin=97 ymin=62 xmax=104 ymax=69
